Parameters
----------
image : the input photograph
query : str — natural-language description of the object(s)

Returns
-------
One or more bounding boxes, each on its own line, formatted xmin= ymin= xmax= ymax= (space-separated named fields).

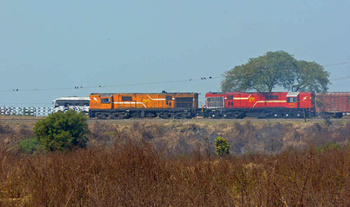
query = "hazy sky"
xmin=1 ymin=1 xmax=349 ymax=107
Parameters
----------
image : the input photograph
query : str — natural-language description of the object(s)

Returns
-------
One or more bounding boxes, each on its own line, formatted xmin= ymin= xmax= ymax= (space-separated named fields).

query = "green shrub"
xmin=215 ymin=136 xmax=230 ymax=156
xmin=17 ymin=137 xmax=44 ymax=154
xmin=315 ymin=142 xmax=341 ymax=153
xmin=34 ymin=110 xmax=89 ymax=152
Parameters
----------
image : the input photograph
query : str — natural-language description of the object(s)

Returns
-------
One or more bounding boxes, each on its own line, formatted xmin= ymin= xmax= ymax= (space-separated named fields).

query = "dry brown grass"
xmin=1 ymin=142 xmax=350 ymax=206
xmin=87 ymin=120 xmax=350 ymax=156
xmin=0 ymin=120 xmax=350 ymax=206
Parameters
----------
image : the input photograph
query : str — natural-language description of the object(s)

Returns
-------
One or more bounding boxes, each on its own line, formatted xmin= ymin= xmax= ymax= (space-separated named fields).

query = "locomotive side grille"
xmin=206 ymin=97 xmax=224 ymax=108
xmin=175 ymin=97 xmax=194 ymax=108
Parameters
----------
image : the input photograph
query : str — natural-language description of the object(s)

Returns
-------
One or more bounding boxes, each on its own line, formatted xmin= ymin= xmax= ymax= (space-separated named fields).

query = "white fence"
xmin=0 ymin=106 xmax=53 ymax=117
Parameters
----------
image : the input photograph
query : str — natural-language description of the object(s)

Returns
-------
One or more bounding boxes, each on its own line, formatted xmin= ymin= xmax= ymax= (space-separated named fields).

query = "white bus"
xmin=52 ymin=97 xmax=90 ymax=115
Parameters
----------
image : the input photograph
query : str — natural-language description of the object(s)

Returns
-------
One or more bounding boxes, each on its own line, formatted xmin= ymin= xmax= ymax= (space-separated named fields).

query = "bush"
xmin=17 ymin=137 xmax=44 ymax=154
xmin=315 ymin=142 xmax=341 ymax=153
xmin=34 ymin=110 xmax=89 ymax=151
xmin=215 ymin=136 xmax=230 ymax=156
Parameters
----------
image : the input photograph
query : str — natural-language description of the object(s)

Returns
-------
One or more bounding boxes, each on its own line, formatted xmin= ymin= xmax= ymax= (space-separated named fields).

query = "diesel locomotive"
xmin=89 ymin=92 xmax=198 ymax=119
xmin=204 ymin=91 xmax=315 ymax=119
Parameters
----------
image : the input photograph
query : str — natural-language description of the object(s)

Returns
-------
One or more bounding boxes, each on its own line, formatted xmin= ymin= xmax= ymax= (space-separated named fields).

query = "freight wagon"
xmin=89 ymin=92 xmax=198 ymax=119
xmin=203 ymin=92 xmax=315 ymax=119
xmin=316 ymin=92 xmax=350 ymax=118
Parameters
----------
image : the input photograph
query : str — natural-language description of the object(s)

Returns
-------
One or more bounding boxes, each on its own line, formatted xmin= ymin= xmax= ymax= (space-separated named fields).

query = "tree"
xmin=215 ymin=137 xmax=230 ymax=156
xmin=34 ymin=110 xmax=89 ymax=151
xmin=221 ymin=51 xmax=330 ymax=93
xmin=286 ymin=60 xmax=330 ymax=92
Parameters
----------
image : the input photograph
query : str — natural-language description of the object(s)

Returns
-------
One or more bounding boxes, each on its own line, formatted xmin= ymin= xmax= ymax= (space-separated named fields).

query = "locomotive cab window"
xmin=287 ymin=97 xmax=297 ymax=103
xmin=101 ymin=98 xmax=111 ymax=104
xmin=166 ymin=96 xmax=172 ymax=101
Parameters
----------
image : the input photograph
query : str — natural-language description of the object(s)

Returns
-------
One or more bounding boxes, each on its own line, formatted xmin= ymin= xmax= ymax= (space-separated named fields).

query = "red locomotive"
xmin=204 ymin=92 xmax=315 ymax=119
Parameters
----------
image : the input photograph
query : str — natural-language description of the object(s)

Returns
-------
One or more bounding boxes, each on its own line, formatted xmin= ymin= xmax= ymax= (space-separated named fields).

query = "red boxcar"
xmin=204 ymin=92 xmax=315 ymax=119
xmin=316 ymin=92 xmax=350 ymax=118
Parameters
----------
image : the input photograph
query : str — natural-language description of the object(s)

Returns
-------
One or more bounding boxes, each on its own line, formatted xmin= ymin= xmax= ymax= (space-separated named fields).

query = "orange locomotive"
xmin=89 ymin=92 xmax=198 ymax=119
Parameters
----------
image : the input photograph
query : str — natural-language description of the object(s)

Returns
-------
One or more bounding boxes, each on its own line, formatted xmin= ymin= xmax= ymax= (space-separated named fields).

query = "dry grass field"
xmin=1 ymin=119 xmax=350 ymax=206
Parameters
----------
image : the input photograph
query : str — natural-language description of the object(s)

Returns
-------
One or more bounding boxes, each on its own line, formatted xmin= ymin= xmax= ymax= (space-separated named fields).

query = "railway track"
xmin=0 ymin=116 xmax=342 ymax=124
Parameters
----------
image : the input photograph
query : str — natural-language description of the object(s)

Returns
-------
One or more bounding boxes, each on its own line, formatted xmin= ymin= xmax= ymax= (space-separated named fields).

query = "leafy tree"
xmin=221 ymin=51 xmax=330 ymax=93
xmin=34 ymin=110 xmax=89 ymax=151
xmin=215 ymin=137 xmax=230 ymax=156
xmin=286 ymin=60 xmax=330 ymax=92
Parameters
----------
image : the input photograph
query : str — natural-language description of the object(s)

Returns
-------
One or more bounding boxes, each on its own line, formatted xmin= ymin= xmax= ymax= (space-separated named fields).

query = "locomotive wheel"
xmin=211 ymin=113 xmax=221 ymax=119
xmin=106 ymin=113 xmax=113 ymax=119
xmin=159 ymin=113 xmax=169 ymax=119
xmin=223 ymin=113 xmax=232 ymax=119
xmin=169 ymin=113 xmax=176 ymax=119
xmin=115 ymin=113 xmax=124 ymax=119
xmin=234 ymin=113 xmax=241 ymax=119
xmin=296 ymin=111 xmax=303 ymax=118
xmin=97 ymin=113 xmax=106 ymax=119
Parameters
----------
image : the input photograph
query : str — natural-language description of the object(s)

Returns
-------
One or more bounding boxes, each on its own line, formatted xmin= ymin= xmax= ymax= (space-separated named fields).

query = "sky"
xmin=1 ymin=0 xmax=350 ymax=107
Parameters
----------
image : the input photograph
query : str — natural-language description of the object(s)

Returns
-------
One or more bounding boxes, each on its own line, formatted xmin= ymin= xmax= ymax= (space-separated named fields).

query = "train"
xmin=53 ymin=91 xmax=350 ymax=119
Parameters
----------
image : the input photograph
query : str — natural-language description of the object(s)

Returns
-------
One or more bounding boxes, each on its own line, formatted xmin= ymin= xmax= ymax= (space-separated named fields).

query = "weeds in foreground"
xmin=1 ymin=121 xmax=350 ymax=205
xmin=1 ymin=141 xmax=350 ymax=206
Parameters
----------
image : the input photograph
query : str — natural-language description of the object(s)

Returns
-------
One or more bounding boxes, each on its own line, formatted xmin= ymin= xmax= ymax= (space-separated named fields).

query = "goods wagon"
xmin=89 ymin=92 xmax=198 ymax=119
xmin=204 ymin=92 xmax=315 ymax=119
xmin=316 ymin=92 xmax=350 ymax=118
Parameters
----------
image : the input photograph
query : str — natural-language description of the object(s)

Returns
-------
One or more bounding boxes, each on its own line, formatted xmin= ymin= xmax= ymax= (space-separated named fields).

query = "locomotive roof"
xmin=286 ymin=92 xmax=300 ymax=97
xmin=90 ymin=92 xmax=198 ymax=96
